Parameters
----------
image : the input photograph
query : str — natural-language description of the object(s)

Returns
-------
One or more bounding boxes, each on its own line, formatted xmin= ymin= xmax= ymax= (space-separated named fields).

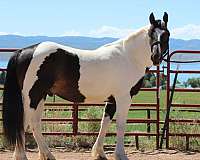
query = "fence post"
xmin=186 ymin=135 xmax=190 ymax=150
xmin=135 ymin=135 xmax=139 ymax=150
xmin=72 ymin=103 xmax=78 ymax=136
xmin=147 ymin=109 xmax=151 ymax=139
xmin=166 ymin=57 xmax=171 ymax=149
xmin=156 ymin=65 xmax=160 ymax=149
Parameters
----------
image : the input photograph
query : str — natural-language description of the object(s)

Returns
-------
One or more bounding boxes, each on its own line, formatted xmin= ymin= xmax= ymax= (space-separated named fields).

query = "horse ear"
xmin=149 ymin=12 xmax=155 ymax=25
xmin=163 ymin=12 xmax=168 ymax=25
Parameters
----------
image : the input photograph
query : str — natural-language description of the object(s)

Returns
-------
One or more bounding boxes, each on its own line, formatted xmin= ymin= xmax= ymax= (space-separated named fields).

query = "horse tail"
xmin=2 ymin=52 xmax=24 ymax=146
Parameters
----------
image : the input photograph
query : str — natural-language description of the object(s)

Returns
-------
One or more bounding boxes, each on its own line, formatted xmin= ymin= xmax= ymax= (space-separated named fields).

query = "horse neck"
xmin=123 ymin=27 xmax=152 ymax=71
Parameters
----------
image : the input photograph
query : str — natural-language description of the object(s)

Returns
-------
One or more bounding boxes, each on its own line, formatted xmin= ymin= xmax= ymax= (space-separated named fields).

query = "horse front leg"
xmin=114 ymin=95 xmax=131 ymax=160
xmin=92 ymin=96 xmax=116 ymax=160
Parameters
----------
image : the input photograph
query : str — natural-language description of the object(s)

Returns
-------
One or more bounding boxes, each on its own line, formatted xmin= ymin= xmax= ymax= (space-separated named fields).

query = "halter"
xmin=150 ymin=41 xmax=161 ymax=52
xmin=150 ymin=40 xmax=169 ymax=63
xmin=160 ymin=48 xmax=169 ymax=62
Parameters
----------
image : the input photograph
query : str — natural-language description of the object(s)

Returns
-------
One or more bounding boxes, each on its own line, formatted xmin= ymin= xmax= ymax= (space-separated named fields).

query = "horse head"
xmin=148 ymin=12 xmax=170 ymax=66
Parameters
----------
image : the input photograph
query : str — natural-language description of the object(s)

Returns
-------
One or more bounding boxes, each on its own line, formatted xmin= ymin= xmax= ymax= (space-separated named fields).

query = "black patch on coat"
xmin=16 ymin=43 xmax=40 ymax=89
xmin=130 ymin=77 xmax=144 ymax=98
xmin=104 ymin=77 xmax=144 ymax=120
xmin=29 ymin=48 xmax=86 ymax=109
xmin=104 ymin=95 xmax=116 ymax=120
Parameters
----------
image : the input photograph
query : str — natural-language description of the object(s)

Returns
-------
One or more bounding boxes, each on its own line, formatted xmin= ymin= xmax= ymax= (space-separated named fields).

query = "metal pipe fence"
xmin=166 ymin=50 xmax=200 ymax=150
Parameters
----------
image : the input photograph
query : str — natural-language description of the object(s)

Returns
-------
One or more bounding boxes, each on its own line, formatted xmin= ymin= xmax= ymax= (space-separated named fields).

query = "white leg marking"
xmin=30 ymin=100 xmax=56 ymax=160
xmin=92 ymin=106 xmax=111 ymax=159
xmin=114 ymin=95 xmax=131 ymax=160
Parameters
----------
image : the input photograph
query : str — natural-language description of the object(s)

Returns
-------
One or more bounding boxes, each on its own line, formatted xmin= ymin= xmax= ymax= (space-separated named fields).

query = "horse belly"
xmin=79 ymin=74 xmax=112 ymax=102
xmin=78 ymin=61 xmax=129 ymax=102
xmin=78 ymin=67 xmax=114 ymax=102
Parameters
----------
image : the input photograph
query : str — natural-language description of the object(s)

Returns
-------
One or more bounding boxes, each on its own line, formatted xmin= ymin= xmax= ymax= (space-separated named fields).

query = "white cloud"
xmin=0 ymin=32 xmax=9 ymax=35
xmin=1 ymin=24 xmax=200 ymax=40
xmin=0 ymin=31 xmax=44 ymax=36
xmin=86 ymin=24 xmax=200 ymax=39
xmin=171 ymin=24 xmax=200 ymax=40
xmin=62 ymin=30 xmax=81 ymax=36
xmin=61 ymin=26 xmax=135 ymax=38
xmin=88 ymin=26 xmax=135 ymax=38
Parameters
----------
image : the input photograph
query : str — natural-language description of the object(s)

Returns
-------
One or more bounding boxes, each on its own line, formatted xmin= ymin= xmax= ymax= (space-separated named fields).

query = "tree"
xmin=183 ymin=81 xmax=188 ymax=88
xmin=143 ymin=73 xmax=156 ymax=88
xmin=0 ymin=71 xmax=6 ymax=85
xmin=187 ymin=77 xmax=200 ymax=88
xmin=143 ymin=79 xmax=152 ymax=88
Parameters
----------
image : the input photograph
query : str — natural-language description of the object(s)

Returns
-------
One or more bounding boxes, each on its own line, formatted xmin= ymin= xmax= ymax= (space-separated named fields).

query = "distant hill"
xmin=0 ymin=35 xmax=117 ymax=49
xmin=1 ymin=35 xmax=200 ymax=61
xmin=170 ymin=39 xmax=200 ymax=50
xmin=0 ymin=35 xmax=117 ymax=61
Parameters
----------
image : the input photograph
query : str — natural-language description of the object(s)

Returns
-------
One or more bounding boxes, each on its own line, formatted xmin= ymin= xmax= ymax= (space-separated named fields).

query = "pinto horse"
xmin=3 ymin=13 xmax=170 ymax=160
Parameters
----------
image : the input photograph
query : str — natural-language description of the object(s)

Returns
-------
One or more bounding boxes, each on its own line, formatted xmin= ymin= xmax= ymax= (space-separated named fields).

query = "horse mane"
xmin=86 ymin=25 xmax=150 ymax=51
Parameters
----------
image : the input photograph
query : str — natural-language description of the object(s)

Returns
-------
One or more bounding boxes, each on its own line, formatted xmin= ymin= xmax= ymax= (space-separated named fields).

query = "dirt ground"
xmin=1 ymin=149 xmax=200 ymax=160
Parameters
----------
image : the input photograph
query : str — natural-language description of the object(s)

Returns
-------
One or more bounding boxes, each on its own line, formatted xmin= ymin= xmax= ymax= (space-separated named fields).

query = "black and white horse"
xmin=3 ymin=13 xmax=169 ymax=160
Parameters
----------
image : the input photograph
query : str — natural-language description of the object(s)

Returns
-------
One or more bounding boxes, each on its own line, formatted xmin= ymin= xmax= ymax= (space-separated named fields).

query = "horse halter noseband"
xmin=150 ymin=41 xmax=162 ymax=52
xmin=150 ymin=40 xmax=169 ymax=62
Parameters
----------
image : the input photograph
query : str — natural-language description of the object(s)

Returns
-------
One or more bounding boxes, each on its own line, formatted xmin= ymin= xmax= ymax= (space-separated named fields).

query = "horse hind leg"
xmin=29 ymin=100 xmax=56 ymax=160
xmin=92 ymin=96 xmax=116 ymax=160
xmin=13 ymin=132 xmax=28 ymax=160
xmin=13 ymin=99 xmax=29 ymax=160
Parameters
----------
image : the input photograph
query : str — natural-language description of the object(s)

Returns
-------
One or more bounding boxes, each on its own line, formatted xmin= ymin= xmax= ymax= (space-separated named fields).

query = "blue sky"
xmin=0 ymin=0 xmax=200 ymax=39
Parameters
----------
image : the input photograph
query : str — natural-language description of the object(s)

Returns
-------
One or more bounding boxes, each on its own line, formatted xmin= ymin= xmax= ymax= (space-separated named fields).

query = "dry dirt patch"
xmin=1 ymin=149 xmax=200 ymax=160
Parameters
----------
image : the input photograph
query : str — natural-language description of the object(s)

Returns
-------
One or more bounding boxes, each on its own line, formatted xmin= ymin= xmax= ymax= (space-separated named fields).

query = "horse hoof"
xmin=13 ymin=153 xmax=28 ymax=160
xmin=39 ymin=152 xmax=56 ymax=160
xmin=114 ymin=153 xmax=129 ymax=160
xmin=94 ymin=156 xmax=108 ymax=160
xmin=92 ymin=146 xmax=107 ymax=160
xmin=92 ymin=151 xmax=108 ymax=160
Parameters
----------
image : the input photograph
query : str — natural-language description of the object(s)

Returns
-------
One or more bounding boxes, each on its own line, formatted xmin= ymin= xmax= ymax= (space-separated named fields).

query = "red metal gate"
xmin=165 ymin=50 xmax=200 ymax=150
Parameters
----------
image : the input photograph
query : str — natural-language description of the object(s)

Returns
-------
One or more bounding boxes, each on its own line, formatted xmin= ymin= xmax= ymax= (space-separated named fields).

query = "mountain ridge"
xmin=1 ymin=34 xmax=200 ymax=50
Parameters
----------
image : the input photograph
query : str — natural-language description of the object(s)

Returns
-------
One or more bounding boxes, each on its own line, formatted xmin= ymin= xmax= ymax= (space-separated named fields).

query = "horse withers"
xmin=3 ymin=12 xmax=170 ymax=160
